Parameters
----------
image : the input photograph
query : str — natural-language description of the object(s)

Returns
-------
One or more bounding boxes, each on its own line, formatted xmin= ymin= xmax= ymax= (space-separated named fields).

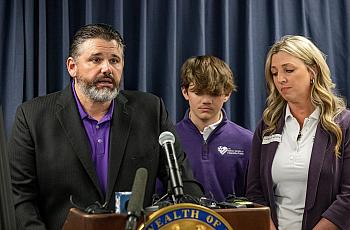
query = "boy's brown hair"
xmin=180 ymin=55 xmax=236 ymax=96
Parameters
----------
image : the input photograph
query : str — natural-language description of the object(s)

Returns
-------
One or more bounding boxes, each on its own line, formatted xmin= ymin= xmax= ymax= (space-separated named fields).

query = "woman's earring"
xmin=310 ymin=79 xmax=315 ymax=85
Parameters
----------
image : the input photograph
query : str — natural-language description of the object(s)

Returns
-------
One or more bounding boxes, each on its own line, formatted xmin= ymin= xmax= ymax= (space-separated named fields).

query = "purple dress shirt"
xmin=72 ymin=81 xmax=114 ymax=195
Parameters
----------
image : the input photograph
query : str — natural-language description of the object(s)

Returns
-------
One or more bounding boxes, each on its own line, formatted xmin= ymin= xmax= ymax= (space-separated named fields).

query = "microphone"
xmin=125 ymin=168 xmax=148 ymax=230
xmin=158 ymin=131 xmax=184 ymax=200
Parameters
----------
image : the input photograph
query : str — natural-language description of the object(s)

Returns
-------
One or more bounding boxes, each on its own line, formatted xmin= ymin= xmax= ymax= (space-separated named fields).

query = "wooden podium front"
xmin=63 ymin=209 xmax=127 ymax=230
xmin=63 ymin=204 xmax=270 ymax=230
xmin=214 ymin=205 xmax=270 ymax=230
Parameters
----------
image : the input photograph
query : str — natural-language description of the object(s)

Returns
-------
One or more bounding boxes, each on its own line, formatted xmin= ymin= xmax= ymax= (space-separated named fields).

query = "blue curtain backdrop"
xmin=0 ymin=105 xmax=16 ymax=230
xmin=0 ymin=1 xmax=350 ymax=229
xmin=1 ymin=0 xmax=350 ymax=136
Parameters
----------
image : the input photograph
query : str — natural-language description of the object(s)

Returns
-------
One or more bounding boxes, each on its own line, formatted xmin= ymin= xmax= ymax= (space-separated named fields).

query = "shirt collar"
xmin=201 ymin=111 xmax=223 ymax=139
xmin=201 ymin=112 xmax=223 ymax=134
xmin=285 ymin=104 xmax=320 ymax=121
xmin=204 ymin=112 xmax=223 ymax=131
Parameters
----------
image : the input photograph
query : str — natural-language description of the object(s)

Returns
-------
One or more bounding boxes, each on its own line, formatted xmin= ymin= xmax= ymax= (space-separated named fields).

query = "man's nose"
xmin=101 ymin=60 xmax=112 ymax=73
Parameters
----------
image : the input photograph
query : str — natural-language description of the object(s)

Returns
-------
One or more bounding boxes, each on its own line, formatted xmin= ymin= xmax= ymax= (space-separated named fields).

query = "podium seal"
xmin=139 ymin=203 xmax=233 ymax=230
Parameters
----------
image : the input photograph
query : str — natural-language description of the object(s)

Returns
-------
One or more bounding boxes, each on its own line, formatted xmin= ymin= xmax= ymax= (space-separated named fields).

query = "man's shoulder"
xmin=119 ymin=90 xmax=160 ymax=104
xmin=14 ymin=91 xmax=65 ymax=124
xmin=120 ymin=90 xmax=156 ymax=96
xmin=21 ymin=91 xmax=63 ymax=109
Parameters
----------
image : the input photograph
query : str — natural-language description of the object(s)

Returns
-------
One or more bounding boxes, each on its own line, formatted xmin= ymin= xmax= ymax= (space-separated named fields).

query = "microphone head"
xmin=127 ymin=168 xmax=148 ymax=214
xmin=159 ymin=131 xmax=175 ymax=145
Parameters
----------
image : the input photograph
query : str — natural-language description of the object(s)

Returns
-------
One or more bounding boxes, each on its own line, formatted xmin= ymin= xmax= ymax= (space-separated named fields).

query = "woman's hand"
xmin=270 ymin=217 xmax=277 ymax=230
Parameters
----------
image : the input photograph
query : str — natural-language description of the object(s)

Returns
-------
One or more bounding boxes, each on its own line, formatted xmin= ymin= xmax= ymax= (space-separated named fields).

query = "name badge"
xmin=262 ymin=134 xmax=282 ymax=144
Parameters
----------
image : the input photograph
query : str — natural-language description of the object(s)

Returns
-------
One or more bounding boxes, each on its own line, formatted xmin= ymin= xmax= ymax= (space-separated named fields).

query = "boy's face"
xmin=182 ymin=84 xmax=230 ymax=127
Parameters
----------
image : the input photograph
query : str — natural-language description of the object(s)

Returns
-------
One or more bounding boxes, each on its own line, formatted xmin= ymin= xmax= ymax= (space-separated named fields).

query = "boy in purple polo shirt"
xmin=176 ymin=55 xmax=253 ymax=201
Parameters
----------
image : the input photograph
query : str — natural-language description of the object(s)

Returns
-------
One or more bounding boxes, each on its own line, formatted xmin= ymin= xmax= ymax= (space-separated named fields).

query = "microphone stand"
xmin=153 ymin=170 xmax=179 ymax=206
xmin=158 ymin=131 xmax=184 ymax=205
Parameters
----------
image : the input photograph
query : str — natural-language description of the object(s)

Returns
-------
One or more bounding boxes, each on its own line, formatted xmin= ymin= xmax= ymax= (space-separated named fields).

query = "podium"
xmin=63 ymin=204 xmax=270 ymax=230
xmin=214 ymin=205 xmax=270 ymax=229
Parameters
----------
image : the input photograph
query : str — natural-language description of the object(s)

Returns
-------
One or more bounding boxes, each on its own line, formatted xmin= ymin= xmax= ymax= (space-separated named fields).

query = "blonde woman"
xmin=246 ymin=35 xmax=350 ymax=230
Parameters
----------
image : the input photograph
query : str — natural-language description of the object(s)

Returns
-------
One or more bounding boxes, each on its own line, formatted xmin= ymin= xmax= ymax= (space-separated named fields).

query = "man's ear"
xmin=66 ymin=57 xmax=77 ymax=77
xmin=181 ymin=87 xmax=189 ymax=101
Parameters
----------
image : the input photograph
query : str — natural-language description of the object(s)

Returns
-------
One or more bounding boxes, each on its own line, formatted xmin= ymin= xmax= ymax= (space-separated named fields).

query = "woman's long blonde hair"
xmin=263 ymin=35 xmax=346 ymax=155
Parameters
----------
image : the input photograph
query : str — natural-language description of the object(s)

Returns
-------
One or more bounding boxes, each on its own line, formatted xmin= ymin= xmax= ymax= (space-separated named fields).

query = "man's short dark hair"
xmin=69 ymin=23 xmax=125 ymax=59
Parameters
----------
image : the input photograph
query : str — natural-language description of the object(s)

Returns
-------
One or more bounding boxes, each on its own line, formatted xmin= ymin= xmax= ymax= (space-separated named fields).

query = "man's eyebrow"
xmin=111 ymin=54 xmax=122 ymax=58
xmin=89 ymin=53 xmax=121 ymax=58
xmin=89 ymin=53 xmax=103 ymax=56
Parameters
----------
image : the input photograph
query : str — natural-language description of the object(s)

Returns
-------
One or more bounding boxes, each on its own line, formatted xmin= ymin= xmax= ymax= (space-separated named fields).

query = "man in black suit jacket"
xmin=8 ymin=24 xmax=202 ymax=230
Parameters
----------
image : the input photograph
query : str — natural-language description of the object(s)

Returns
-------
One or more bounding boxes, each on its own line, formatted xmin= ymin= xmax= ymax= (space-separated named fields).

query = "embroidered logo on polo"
xmin=217 ymin=146 xmax=244 ymax=155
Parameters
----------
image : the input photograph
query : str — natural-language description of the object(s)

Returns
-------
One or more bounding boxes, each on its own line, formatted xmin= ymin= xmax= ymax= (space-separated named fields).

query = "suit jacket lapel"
xmin=265 ymin=116 xmax=285 ymax=204
xmin=56 ymin=84 xmax=103 ymax=198
xmin=105 ymin=93 xmax=133 ymax=203
xmin=305 ymin=124 xmax=329 ymax=210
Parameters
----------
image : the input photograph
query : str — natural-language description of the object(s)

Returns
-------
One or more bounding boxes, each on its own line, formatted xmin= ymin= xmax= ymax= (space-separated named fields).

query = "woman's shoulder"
xmin=335 ymin=109 xmax=350 ymax=127
xmin=337 ymin=109 xmax=350 ymax=119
